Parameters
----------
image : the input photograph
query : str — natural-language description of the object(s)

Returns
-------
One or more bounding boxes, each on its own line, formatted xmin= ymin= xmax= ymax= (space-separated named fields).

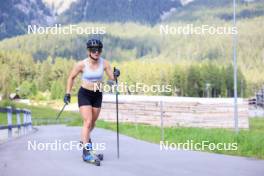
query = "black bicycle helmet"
xmin=86 ymin=38 xmax=103 ymax=49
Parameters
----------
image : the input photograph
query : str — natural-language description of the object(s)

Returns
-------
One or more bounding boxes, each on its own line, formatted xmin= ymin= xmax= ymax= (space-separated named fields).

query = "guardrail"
xmin=0 ymin=106 xmax=32 ymax=138
xmin=256 ymin=91 xmax=264 ymax=108
xmin=249 ymin=88 xmax=264 ymax=108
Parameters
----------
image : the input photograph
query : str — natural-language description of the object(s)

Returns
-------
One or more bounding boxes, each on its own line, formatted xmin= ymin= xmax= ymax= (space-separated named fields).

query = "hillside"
xmin=0 ymin=0 xmax=182 ymax=40
xmin=0 ymin=0 xmax=53 ymax=40
xmin=58 ymin=0 xmax=181 ymax=24
xmin=0 ymin=0 xmax=263 ymax=97
xmin=1 ymin=0 xmax=263 ymax=40
xmin=162 ymin=0 xmax=264 ymax=22
xmin=0 ymin=23 xmax=160 ymax=61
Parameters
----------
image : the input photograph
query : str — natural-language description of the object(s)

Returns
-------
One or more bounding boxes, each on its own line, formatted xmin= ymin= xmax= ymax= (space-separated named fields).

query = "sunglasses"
xmin=89 ymin=48 xmax=102 ymax=53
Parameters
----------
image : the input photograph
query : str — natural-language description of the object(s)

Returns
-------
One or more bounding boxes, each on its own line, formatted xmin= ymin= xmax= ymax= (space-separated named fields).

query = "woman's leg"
xmin=91 ymin=107 xmax=101 ymax=131
xmin=79 ymin=105 xmax=93 ymax=144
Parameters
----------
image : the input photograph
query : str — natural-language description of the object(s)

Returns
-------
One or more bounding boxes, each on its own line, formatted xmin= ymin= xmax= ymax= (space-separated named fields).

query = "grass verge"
xmin=69 ymin=117 xmax=264 ymax=159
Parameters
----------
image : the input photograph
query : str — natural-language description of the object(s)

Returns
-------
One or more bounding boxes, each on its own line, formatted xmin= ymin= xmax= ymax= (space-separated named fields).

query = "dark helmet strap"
xmin=89 ymin=53 xmax=98 ymax=61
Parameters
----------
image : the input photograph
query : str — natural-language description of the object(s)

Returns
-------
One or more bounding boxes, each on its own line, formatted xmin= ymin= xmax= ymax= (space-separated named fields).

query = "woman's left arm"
xmin=104 ymin=60 xmax=115 ymax=80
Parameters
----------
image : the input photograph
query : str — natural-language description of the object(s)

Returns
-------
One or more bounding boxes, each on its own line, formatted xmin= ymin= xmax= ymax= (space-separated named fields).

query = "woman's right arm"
xmin=66 ymin=62 xmax=83 ymax=94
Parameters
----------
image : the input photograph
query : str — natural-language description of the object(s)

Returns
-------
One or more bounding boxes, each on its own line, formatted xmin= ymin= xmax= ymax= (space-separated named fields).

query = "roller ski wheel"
xmin=97 ymin=154 xmax=103 ymax=161
xmin=82 ymin=154 xmax=101 ymax=166
xmin=93 ymin=152 xmax=103 ymax=161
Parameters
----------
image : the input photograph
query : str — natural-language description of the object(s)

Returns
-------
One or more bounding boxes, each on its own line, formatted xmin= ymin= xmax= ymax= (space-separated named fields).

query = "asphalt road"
xmin=0 ymin=125 xmax=263 ymax=176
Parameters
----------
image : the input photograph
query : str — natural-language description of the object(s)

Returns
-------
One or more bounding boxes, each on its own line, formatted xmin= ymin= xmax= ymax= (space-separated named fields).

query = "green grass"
xmin=0 ymin=100 xmax=81 ymax=125
xmin=1 ymin=100 xmax=264 ymax=159
xmin=69 ymin=117 xmax=264 ymax=159
xmin=0 ymin=100 xmax=18 ymax=125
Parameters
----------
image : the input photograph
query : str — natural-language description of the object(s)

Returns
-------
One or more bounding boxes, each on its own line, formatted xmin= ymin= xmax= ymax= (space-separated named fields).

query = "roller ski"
xmin=82 ymin=143 xmax=101 ymax=166
xmin=80 ymin=140 xmax=104 ymax=161
xmin=83 ymin=152 xmax=101 ymax=166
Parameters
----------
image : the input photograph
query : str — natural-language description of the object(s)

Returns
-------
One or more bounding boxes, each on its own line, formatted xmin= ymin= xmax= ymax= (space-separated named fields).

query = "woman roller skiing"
xmin=64 ymin=38 xmax=120 ymax=166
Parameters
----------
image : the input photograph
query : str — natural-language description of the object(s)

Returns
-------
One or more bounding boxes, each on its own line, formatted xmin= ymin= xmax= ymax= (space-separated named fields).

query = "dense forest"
xmin=0 ymin=50 xmax=246 ymax=99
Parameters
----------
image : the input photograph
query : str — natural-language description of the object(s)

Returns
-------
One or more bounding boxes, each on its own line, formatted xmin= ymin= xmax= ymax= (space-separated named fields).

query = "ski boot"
xmin=80 ymin=140 xmax=104 ymax=161
xmin=82 ymin=143 xmax=100 ymax=166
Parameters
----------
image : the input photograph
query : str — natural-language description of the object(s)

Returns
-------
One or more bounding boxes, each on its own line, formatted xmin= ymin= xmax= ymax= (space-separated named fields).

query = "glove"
xmin=64 ymin=93 xmax=71 ymax=104
xmin=113 ymin=67 xmax=120 ymax=79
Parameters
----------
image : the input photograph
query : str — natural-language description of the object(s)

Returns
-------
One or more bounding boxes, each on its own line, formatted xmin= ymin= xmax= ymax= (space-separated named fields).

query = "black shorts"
xmin=78 ymin=87 xmax=103 ymax=108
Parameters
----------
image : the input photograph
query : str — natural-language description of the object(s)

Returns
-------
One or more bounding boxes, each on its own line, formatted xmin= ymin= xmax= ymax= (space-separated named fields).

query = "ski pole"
xmin=56 ymin=103 xmax=67 ymax=120
xmin=114 ymin=68 xmax=120 ymax=159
